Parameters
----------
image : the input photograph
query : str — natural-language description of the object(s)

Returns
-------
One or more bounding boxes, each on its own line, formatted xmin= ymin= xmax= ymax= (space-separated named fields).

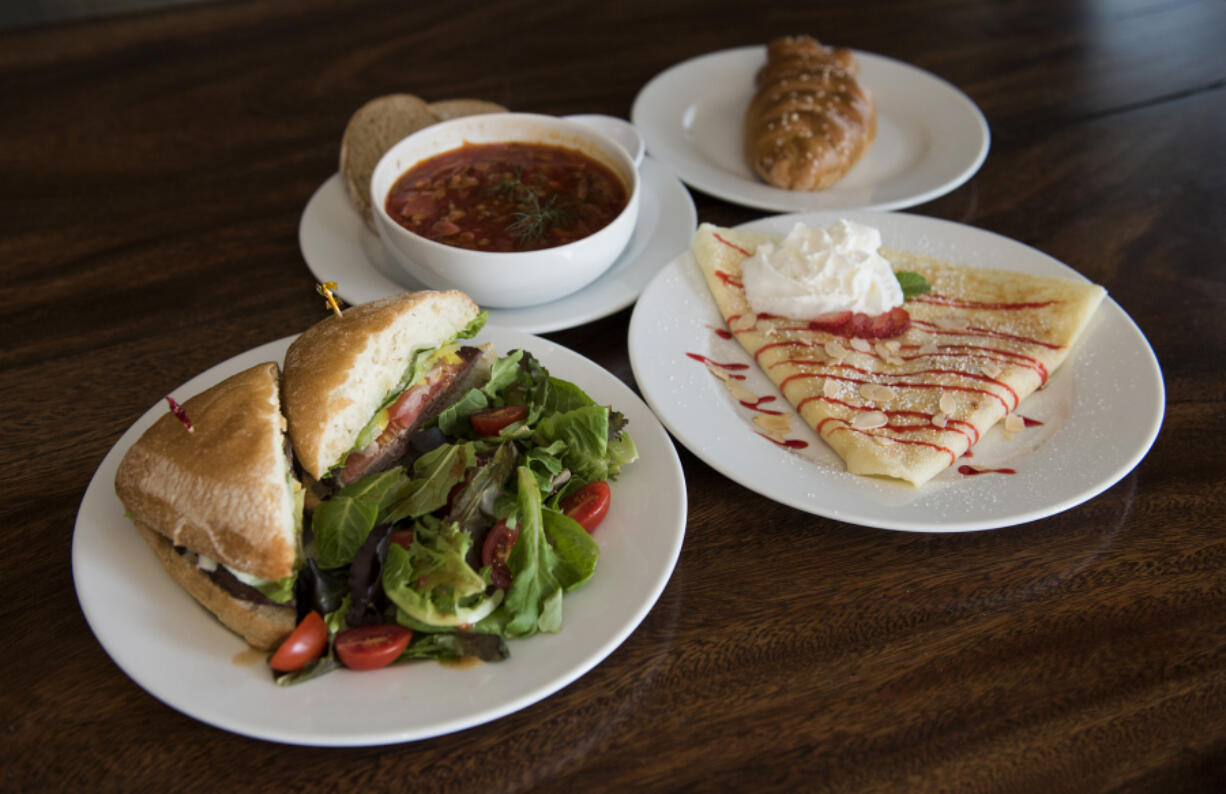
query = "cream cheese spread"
xmin=741 ymin=220 xmax=903 ymax=319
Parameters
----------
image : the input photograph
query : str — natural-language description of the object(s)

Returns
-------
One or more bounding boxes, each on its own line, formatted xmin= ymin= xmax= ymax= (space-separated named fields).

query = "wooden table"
xmin=4 ymin=0 xmax=1224 ymax=790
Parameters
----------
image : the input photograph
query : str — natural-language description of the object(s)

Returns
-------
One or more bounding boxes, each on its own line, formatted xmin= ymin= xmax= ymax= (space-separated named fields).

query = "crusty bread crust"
xmin=134 ymin=521 xmax=296 ymax=651
xmin=114 ymin=362 xmax=299 ymax=580
xmin=339 ymin=93 xmax=437 ymax=230
xmin=283 ymin=290 xmax=480 ymax=481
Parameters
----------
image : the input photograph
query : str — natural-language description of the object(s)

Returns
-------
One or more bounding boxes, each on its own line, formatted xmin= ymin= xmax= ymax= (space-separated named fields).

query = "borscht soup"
xmin=384 ymin=142 xmax=628 ymax=252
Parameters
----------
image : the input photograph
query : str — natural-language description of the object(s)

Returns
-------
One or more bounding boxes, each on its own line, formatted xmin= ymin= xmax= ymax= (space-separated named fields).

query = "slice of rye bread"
xmin=427 ymin=98 xmax=508 ymax=121
xmin=339 ymin=93 xmax=438 ymax=230
xmin=339 ymin=95 xmax=509 ymax=230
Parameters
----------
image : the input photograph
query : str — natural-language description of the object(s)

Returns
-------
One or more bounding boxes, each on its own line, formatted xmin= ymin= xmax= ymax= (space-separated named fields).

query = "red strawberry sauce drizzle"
xmin=713 ymin=233 xmax=752 ymax=257
xmin=779 ymin=362 xmax=1018 ymax=411
xmin=911 ymin=293 xmax=1058 ymax=311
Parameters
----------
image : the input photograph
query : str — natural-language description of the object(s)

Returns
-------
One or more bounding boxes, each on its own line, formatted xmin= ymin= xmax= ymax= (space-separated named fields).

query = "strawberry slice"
xmin=806 ymin=307 xmax=910 ymax=339
xmin=807 ymin=311 xmax=852 ymax=333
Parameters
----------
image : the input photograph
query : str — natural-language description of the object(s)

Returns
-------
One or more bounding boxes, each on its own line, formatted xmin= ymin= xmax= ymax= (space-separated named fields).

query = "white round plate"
xmin=73 ymin=328 xmax=686 ymax=745
xmin=631 ymin=46 xmax=990 ymax=212
xmin=299 ymin=155 xmax=696 ymax=334
xmin=628 ymin=211 xmax=1164 ymax=532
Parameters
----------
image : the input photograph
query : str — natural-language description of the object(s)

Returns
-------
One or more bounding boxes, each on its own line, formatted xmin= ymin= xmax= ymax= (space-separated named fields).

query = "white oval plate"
xmin=73 ymin=327 xmax=686 ymax=745
xmin=299 ymin=155 xmax=696 ymax=334
xmin=631 ymin=46 xmax=989 ymax=212
xmin=628 ymin=211 xmax=1164 ymax=532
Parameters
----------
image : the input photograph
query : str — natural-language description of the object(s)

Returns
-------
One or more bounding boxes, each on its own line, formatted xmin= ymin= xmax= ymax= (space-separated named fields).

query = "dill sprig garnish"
xmin=486 ymin=169 xmax=577 ymax=246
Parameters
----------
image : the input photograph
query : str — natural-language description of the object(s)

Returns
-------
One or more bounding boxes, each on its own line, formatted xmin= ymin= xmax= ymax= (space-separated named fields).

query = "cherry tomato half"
xmin=561 ymin=480 xmax=611 ymax=533
xmin=334 ymin=624 xmax=414 ymax=671
xmin=268 ymin=610 xmax=328 ymax=672
xmin=470 ymin=404 xmax=528 ymax=436
xmin=389 ymin=529 xmax=415 ymax=550
xmin=482 ymin=520 xmax=520 ymax=589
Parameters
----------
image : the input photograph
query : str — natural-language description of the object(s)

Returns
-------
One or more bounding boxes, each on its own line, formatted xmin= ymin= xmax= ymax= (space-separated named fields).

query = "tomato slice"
xmin=481 ymin=520 xmax=520 ymax=589
xmin=334 ymin=624 xmax=413 ymax=671
xmin=268 ymin=610 xmax=328 ymax=672
xmin=470 ymin=404 xmax=528 ymax=436
xmin=389 ymin=529 xmax=415 ymax=549
xmin=561 ymin=481 xmax=611 ymax=532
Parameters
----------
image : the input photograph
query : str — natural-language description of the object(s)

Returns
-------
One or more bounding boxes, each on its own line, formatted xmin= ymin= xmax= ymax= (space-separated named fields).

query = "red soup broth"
xmin=384 ymin=141 xmax=628 ymax=252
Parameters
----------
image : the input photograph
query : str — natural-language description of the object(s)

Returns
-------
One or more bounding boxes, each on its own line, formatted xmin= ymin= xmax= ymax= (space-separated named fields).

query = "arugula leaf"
xmin=446 ymin=441 xmax=517 ymax=534
xmin=384 ymin=443 xmax=476 ymax=523
xmin=311 ymin=496 xmax=378 ymax=569
xmin=481 ymin=466 xmax=567 ymax=637
xmin=398 ymin=632 xmax=509 ymax=662
xmin=435 ymin=387 xmax=490 ymax=435
xmin=895 ymin=270 xmax=932 ymax=300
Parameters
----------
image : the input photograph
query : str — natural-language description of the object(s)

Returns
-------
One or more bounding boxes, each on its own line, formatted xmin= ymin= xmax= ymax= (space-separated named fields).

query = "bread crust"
xmin=113 ymin=362 xmax=299 ymax=580
xmin=339 ymin=93 xmax=438 ymax=230
xmin=283 ymin=290 xmax=481 ymax=481
xmin=134 ymin=521 xmax=296 ymax=651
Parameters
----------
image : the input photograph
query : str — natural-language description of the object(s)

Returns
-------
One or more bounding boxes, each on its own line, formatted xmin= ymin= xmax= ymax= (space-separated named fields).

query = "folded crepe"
xmin=692 ymin=223 xmax=1106 ymax=485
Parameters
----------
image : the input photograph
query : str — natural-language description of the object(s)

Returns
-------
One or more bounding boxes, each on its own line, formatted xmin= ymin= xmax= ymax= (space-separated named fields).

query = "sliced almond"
xmin=706 ymin=364 xmax=732 ymax=382
xmin=919 ymin=337 xmax=940 ymax=355
xmin=1004 ymin=414 xmax=1025 ymax=435
xmin=727 ymin=381 xmax=757 ymax=403
xmin=850 ymin=337 xmax=872 ymax=353
xmin=852 ymin=411 xmax=888 ymax=430
xmin=822 ymin=379 xmax=840 ymax=398
xmin=884 ymin=340 xmax=902 ymax=353
xmin=754 ymin=413 xmax=791 ymax=436
xmin=980 ymin=361 xmax=1004 ymax=378
xmin=859 ymin=383 xmax=892 ymax=403
xmin=932 ymin=412 xmax=949 ymax=429
xmin=939 ymin=392 xmax=958 ymax=415
xmin=824 ymin=340 xmax=848 ymax=361
xmin=933 ymin=315 xmax=969 ymax=331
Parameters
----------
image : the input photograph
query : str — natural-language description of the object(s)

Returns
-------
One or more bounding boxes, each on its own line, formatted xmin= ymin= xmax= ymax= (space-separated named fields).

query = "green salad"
xmin=271 ymin=346 xmax=638 ymax=684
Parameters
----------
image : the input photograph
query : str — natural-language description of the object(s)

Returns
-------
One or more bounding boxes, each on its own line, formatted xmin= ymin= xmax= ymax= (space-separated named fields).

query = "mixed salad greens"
xmin=272 ymin=342 xmax=638 ymax=684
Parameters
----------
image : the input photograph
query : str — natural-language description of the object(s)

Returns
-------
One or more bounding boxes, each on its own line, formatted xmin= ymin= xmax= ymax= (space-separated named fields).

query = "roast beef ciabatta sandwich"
xmin=114 ymin=362 xmax=304 ymax=650
xmin=283 ymin=290 xmax=491 ymax=488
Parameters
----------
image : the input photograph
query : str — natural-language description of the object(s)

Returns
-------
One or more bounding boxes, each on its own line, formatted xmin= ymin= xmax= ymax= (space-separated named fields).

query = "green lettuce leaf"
xmin=532 ymin=405 xmax=611 ymax=486
xmin=541 ymin=508 xmax=598 ymax=591
xmin=384 ymin=442 xmax=476 ymax=523
xmin=381 ymin=519 xmax=502 ymax=628
xmin=311 ymin=496 xmax=378 ymax=569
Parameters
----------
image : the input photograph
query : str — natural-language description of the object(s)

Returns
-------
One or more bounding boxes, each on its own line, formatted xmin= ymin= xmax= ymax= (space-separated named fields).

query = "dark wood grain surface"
xmin=3 ymin=0 xmax=1225 ymax=790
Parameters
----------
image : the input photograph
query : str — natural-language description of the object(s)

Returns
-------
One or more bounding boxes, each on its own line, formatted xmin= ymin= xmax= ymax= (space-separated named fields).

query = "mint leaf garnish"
xmin=895 ymin=271 xmax=931 ymax=300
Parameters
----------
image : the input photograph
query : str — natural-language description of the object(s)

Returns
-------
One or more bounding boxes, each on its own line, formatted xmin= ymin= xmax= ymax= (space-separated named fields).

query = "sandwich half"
xmin=282 ymin=290 xmax=491 ymax=487
xmin=114 ymin=362 xmax=304 ymax=649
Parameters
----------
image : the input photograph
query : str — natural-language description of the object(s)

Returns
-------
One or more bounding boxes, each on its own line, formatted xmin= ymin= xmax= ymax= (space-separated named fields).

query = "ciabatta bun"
xmin=114 ymin=362 xmax=301 ymax=581
xmin=283 ymin=290 xmax=481 ymax=481
xmin=134 ymin=522 xmax=296 ymax=650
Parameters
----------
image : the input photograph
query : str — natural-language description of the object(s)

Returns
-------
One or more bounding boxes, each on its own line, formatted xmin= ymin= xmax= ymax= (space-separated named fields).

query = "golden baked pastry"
xmin=692 ymin=223 xmax=1107 ymax=485
xmin=744 ymin=35 xmax=876 ymax=190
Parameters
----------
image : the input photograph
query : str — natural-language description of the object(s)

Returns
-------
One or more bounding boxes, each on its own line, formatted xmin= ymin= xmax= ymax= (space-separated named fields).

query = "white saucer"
xmin=631 ymin=46 xmax=990 ymax=213
xmin=299 ymin=155 xmax=696 ymax=334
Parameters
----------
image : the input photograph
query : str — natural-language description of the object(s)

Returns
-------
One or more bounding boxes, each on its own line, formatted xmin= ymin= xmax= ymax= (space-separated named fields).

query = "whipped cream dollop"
xmin=741 ymin=220 xmax=903 ymax=319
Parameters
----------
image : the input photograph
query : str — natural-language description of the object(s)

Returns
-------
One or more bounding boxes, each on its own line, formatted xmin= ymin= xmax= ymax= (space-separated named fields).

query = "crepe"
xmin=692 ymin=223 xmax=1106 ymax=486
